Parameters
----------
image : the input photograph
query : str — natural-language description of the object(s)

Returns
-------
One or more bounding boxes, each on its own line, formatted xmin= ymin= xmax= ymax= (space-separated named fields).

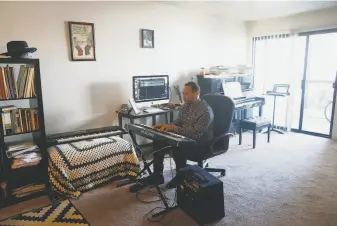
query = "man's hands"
xmin=152 ymin=124 xmax=176 ymax=132
xmin=161 ymin=125 xmax=176 ymax=132
xmin=152 ymin=124 xmax=162 ymax=130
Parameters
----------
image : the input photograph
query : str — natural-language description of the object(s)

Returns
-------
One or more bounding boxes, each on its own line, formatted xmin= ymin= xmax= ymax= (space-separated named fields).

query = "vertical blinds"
xmin=253 ymin=34 xmax=290 ymax=41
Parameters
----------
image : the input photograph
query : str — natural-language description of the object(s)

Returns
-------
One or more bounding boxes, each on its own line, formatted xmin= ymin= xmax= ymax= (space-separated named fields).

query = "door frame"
xmin=291 ymin=28 xmax=337 ymax=138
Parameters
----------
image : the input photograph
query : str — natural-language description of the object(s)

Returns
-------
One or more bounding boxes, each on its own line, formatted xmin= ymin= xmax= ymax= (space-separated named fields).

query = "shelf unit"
xmin=0 ymin=58 xmax=48 ymax=208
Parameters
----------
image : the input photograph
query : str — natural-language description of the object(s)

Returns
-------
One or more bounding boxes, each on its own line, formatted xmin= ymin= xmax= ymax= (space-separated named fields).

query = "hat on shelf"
xmin=0 ymin=41 xmax=37 ymax=58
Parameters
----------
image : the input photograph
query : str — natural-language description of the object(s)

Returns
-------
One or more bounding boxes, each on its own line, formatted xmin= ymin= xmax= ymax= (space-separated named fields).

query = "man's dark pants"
xmin=152 ymin=140 xmax=206 ymax=176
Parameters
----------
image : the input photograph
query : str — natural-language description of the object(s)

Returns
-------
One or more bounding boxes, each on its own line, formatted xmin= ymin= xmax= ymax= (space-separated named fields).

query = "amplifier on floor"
xmin=176 ymin=165 xmax=225 ymax=225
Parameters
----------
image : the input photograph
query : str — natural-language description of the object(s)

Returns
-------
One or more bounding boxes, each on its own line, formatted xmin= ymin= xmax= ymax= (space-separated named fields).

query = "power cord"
xmin=136 ymin=186 xmax=171 ymax=204
xmin=142 ymin=150 xmax=178 ymax=225
xmin=126 ymin=128 xmax=178 ymax=225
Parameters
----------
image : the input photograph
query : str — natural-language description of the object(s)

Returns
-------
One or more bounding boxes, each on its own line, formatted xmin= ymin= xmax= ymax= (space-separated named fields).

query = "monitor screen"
xmin=133 ymin=75 xmax=169 ymax=103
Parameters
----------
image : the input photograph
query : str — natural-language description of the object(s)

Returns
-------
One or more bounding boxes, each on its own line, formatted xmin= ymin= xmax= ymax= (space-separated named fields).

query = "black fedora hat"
xmin=0 ymin=41 xmax=37 ymax=57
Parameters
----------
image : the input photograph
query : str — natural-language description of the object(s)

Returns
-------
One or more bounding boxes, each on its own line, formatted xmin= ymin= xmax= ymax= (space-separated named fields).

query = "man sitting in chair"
xmin=130 ymin=81 xmax=214 ymax=193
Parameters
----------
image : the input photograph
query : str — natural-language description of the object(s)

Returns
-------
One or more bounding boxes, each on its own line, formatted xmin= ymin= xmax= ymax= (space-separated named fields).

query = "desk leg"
xmin=165 ymin=113 xmax=169 ymax=124
xmin=259 ymin=106 xmax=263 ymax=117
xmin=170 ymin=112 xmax=173 ymax=123
xmin=253 ymin=129 xmax=256 ymax=149
xmin=118 ymin=115 xmax=123 ymax=138
xmin=152 ymin=116 xmax=156 ymax=125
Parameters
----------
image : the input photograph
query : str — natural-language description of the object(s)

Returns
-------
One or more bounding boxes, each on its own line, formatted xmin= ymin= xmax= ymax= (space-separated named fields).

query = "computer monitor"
xmin=132 ymin=75 xmax=169 ymax=105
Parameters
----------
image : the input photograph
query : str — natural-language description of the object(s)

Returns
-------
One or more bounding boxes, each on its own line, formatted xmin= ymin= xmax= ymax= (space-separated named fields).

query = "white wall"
xmin=246 ymin=6 xmax=337 ymax=140
xmin=0 ymin=2 xmax=247 ymax=134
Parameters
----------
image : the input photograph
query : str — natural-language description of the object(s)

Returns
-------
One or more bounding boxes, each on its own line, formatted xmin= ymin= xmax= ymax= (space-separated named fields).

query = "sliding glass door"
xmin=292 ymin=30 xmax=337 ymax=137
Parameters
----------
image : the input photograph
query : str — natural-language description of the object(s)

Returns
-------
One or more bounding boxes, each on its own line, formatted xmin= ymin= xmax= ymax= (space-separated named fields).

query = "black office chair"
xmin=187 ymin=94 xmax=235 ymax=176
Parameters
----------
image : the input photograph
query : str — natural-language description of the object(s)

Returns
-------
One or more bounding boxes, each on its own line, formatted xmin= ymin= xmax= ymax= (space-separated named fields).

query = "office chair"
xmin=186 ymin=94 xmax=235 ymax=176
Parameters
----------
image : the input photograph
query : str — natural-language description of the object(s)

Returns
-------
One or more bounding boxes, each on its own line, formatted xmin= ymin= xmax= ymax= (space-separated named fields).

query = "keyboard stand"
xmin=116 ymin=130 xmax=175 ymax=218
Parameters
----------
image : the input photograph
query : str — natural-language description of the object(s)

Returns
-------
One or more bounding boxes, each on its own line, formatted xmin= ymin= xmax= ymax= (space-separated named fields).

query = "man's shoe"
xmin=165 ymin=176 xmax=179 ymax=189
xmin=129 ymin=174 xmax=164 ymax=193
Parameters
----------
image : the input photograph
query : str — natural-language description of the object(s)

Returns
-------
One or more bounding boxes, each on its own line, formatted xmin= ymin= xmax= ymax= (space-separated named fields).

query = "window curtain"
xmin=252 ymin=34 xmax=294 ymax=130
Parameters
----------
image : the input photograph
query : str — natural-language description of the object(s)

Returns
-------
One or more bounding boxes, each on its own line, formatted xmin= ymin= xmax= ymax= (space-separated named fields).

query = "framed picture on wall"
xmin=68 ymin=21 xmax=96 ymax=61
xmin=141 ymin=29 xmax=154 ymax=48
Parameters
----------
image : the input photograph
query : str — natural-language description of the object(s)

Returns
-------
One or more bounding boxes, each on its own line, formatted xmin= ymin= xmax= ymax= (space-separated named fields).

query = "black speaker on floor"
xmin=176 ymin=165 xmax=225 ymax=225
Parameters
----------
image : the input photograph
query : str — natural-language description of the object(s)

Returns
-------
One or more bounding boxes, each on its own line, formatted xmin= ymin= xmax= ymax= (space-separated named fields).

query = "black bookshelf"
xmin=0 ymin=58 xmax=48 ymax=208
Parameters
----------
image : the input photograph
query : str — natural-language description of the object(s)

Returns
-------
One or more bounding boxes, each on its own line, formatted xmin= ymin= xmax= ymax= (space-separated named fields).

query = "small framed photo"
xmin=68 ymin=21 xmax=96 ymax=61
xmin=141 ymin=29 xmax=154 ymax=48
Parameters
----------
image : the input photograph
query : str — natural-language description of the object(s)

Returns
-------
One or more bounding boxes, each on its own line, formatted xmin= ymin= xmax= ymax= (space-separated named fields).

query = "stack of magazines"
xmin=6 ymin=143 xmax=42 ymax=169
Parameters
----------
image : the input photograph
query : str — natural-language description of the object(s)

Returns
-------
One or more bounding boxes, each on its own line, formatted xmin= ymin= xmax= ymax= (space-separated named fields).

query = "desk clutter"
xmin=116 ymin=102 xmax=181 ymax=115
xmin=151 ymin=102 xmax=182 ymax=109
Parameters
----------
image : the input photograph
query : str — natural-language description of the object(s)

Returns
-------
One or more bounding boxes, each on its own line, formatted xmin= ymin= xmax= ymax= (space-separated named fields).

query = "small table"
xmin=118 ymin=108 xmax=179 ymax=136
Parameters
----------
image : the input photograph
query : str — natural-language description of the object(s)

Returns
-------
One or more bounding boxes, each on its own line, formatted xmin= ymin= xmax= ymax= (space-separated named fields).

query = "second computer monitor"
xmin=133 ymin=75 xmax=169 ymax=104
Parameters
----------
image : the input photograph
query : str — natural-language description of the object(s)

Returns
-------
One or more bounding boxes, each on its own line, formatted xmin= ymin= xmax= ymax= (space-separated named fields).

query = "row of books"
xmin=0 ymin=65 xmax=37 ymax=100
xmin=1 ymin=105 xmax=39 ymax=135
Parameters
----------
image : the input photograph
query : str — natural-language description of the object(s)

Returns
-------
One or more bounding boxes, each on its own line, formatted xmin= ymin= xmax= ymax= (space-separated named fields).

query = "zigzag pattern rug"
xmin=0 ymin=199 xmax=90 ymax=226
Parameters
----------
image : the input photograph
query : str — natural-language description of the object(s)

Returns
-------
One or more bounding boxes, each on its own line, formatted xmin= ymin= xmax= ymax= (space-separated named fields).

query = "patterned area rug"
xmin=0 ymin=199 xmax=90 ymax=226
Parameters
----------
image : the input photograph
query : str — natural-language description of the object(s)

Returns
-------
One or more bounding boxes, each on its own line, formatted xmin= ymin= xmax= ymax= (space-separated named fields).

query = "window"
xmin=252 ymin=34 xmax=292 ymax=130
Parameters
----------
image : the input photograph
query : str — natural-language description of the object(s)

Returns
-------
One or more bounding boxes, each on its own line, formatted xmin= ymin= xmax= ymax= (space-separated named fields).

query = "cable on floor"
xmin=142 ymin=150 xmax=178 ymax=225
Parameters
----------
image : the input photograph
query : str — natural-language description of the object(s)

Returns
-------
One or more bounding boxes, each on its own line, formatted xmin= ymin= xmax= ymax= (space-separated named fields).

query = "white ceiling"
xmin=163 ymin=1 xmax=337 ymax=21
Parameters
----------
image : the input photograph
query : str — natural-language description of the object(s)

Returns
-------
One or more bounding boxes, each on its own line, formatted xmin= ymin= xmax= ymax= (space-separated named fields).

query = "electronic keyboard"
xmin=126 ymin=123 xmax=197 ymax=147
xmin=233 ymin=96 xmax=265 ymax=111
xmin=46 ymin=126 xmax=126 ymax=146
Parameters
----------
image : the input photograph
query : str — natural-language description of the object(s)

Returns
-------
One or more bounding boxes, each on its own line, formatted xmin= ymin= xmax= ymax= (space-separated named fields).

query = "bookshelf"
xmin=0 ymin=58 xmax=48 ymax=208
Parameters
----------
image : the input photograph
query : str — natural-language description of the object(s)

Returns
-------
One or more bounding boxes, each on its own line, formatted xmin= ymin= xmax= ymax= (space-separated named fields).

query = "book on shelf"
xmin=0 ymin=106 xmax=39 ymax=135
xmin=0 ymin=65 xmax=37 ymax=100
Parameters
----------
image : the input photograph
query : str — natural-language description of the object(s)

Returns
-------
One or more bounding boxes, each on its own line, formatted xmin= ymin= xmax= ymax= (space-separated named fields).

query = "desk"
xmin=118 ymin=108 xmax=179 ymax=133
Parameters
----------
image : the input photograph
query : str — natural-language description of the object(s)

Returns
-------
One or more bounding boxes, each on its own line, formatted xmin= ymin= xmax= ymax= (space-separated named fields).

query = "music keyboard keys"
xmin=127 ymin=123 xmax=196 ymax=147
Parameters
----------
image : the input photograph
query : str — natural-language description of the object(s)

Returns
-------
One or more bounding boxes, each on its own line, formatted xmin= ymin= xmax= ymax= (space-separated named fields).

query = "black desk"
xmin=118 ymin=108 xmax=179 ymax=132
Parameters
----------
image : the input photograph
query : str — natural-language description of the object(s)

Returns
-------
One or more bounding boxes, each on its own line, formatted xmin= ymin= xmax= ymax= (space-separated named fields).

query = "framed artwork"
xmin=68 ymin=21 xmax=96 ymax=61
xmin=141 ymin=29 xmax=154 ymax=48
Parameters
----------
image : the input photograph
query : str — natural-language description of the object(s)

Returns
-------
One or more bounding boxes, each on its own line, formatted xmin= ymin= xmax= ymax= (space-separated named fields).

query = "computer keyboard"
xmin=143 ymin=107 xmax=163 ymax=113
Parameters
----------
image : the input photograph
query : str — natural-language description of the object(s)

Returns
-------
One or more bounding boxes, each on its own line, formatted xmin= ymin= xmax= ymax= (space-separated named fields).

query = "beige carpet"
xmin=1 ymin=132 xmax=337 ymax=226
